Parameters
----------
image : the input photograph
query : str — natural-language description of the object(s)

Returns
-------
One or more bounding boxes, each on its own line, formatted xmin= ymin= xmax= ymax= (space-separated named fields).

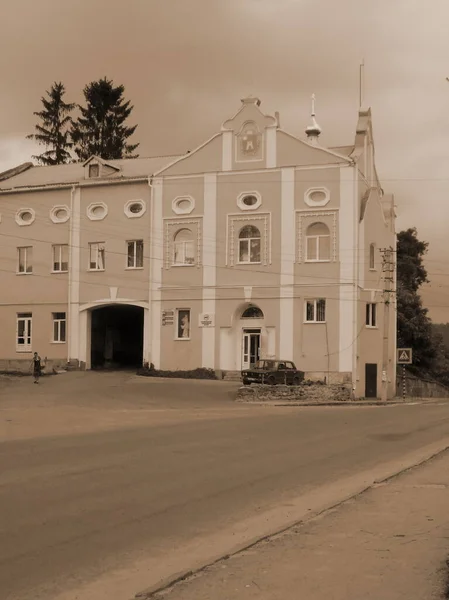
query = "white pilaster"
xmin=266 ymin=127 xmax=277 ymax=168
xmin=279 ymin=168 xmax=295 ymax=360
xmin=150 ymin=178 xmax=163 ymax=368
xmin=202 ymin=173 xmax=217 ymax=368
xmin=68 ymin=186 xmax=81 ymax=362
xmin=222 ymin=131 xmax=233 ymax=171
xmin=339 ymin=166 xmax=357 ymax=373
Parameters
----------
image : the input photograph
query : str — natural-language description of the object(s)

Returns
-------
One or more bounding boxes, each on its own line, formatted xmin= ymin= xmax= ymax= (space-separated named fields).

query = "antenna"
xmin=311 ymin=93 xmax=316 ymax=116
xmin=359 ymin=59 xmax=365 ymax=107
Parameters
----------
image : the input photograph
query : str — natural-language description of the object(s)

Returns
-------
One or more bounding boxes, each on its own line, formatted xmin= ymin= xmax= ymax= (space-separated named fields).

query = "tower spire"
xmin=305 ymin=93 xmax=322 ymax=145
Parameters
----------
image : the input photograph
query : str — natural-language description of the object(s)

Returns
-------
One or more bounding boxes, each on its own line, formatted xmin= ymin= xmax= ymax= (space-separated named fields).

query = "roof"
xmin=0 ymin=162 xmax=33 ymax=182
xmin=0 ymin=155 xmax=184 ymax=190
xmin=329 ymin=145 xmax=354 ymax=157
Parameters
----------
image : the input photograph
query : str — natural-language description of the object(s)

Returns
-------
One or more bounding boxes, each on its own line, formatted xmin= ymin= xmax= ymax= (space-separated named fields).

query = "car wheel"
xmin=293 ymin=375 xmax=301 ymax=386
xmin=267 ymin=375 xmax=276 ymax=386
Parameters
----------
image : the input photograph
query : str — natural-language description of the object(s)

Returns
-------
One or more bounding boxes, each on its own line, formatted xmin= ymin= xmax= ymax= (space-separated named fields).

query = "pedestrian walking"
xmin=30 ymin=352 xmax=44 ymax=384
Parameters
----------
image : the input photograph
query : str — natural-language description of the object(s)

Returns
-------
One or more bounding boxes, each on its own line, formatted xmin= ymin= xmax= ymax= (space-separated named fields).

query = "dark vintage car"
xmin=242 ymin=359 xmax=305 ymax=386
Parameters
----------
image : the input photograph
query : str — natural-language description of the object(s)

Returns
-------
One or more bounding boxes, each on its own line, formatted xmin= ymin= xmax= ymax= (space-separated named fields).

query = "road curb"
xmin=132 ymin=440 xmax=449 ymax=599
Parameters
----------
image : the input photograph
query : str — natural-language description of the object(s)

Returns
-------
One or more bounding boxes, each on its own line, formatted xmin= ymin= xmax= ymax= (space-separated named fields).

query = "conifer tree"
xmin=71 ymin=77 xmax=139 ymax=161
xmin=27 ymin=82 xmax=75 ymax=165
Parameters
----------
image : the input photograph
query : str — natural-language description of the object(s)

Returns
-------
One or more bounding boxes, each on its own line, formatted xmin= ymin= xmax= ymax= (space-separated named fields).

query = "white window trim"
xmin=172 ymin=195 xmax=195 ymax=216
xmin=304 ymin=298 xmax=326 ymax=323
xmin=15 ymin=208 xmax=36 ymax=226
xmin=87 ymin=202 xmax=108 ymax=221
xmin=87 ymin=162 xmax=100 ymax=179
xmin=17 ymin=246 xmax=33 ymax=275
xmin=304 ymin=186 xmax=330 ymax=208
xmin=88 ymin=242 xmax=106 ymax=271
xmin=237 ymin=191 xmax=262 ymax=211
xmin=175 ymin=308 xmax=191 ymax=341
xmin=126 ymin=240 xmax=144 ymax=270
xmin=16 ymin=313 xmax=32 ymax=352
xmin=51 ymin=244 xmax=69 ymax=273
xmin=52 ymin=313 xmax=67 ymax=343
xmin=366 ymin=302 xmax=377 ymax=328
xmin=50 ymin=205 xmax=71 ymax=224
xmin=124 ymin=199 xmax=146 ymax=219
xmin=296 ymin=210 xmax=338 ymax=263
xmin=164 ymin=217 xmax=202 ymax=269
xmin=227 ymin=213 xmax=271 ymax=267
xmin=305 ymin=233 xmax=331 ymax=263
xmin=237 ymin=235 xmax=262 ymax=265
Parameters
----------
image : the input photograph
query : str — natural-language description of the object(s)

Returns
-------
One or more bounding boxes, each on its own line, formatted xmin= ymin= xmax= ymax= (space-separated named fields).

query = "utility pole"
xmin=380 ymin=246 xmax=395 ymax=401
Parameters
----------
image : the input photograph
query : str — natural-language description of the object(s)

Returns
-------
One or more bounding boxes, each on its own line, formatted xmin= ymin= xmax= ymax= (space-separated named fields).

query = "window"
xmin=127 ymin=240 xmax=144 ymax=269
xmin=52 ymin=244 xmax=69 ymax=272
xmin=304 ymin=187 xmax=330 ymax=207
xmin=124 ymin=199 xmax=146 ymax=218
xmin=87 ymin=202 xmax=108 ymax=221
xmin=176 ymin=309 xmax=191 ymax=340
xmin=172 ymin=196 xmax=195 ymax=215
xmin=173 ymin=229 xmax=195 ymax=266
xmin=237 ymin=191 xmax=262 ymax=211
xmin=50 ymin=205 xmax=70 ymax=223
xmin=241 ymin=305 xmax=264 ymax=319
xmin=15 ymin=208 xmax=36 ymax=226
xmin=89 ymin=242 xmax=105 ymax=270
xmin=16 ymin=313 xmax=32 ymax=351
xmin=305 ymin=223 xmax=330 ymax=261
xmin=17 ymin=247 xmax=33 ymax=274
xmin=369 ymin=243 xmax=376 ymax=270
xmin=52 ymin=312 xmax=66 ymax=342
xmin=89 ymin=164 xmax=99 ymax=178
xmin=238 ymin=225 xmax=261 ymax=263
xmin=366 ymin=303 xmax=377 ymax=327
xmin=305 ymin=299 xmax=326 ymax=323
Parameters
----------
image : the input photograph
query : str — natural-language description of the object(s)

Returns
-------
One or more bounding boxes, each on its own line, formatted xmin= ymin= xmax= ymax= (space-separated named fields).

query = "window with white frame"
xmin=52 ymin=244 xmax=69 ymax=272
xmin=17 ymin=246 xmax=33 ymax=274
xmin=369 ymin=243 xmax=376 ymax=270
xmin=238 ymin=225 xmax=261 ymax=263
xmin=173 ymin=229 xmax=195 ymax=265
xmin=305 ymin=222 xmax=330 ymax=261
xmin=127 ymin=240 xmax=144 ymax=269
xmin=16 ymin=312 xmax=32 ymax=351
xmin=52 ymin=312 xmax=66 ymax=342
xmin=89 ymin=164 xmax=99 ymax=178
xmin=89 ymin=242 xmax=105 ymax=270
xmin=176 ymin=309 xmax=191 ymax=340
xmin=366 ymin=303 xmax=377 ymax=327
xmin=305 ymin=298 xmax=326 ymax=322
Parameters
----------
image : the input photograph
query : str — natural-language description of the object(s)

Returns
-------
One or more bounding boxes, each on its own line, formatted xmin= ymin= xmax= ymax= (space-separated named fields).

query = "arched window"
xmin=173 ymin=228 xmax=195 ymax=265
xmin=241 ymin=305 xmax=264 ymax=319
xmin=305 ymin=222 xmax=330 ymax=261
xmin=369 ymin=243 xmax=375 ymax=270
xmin=238 ymin=225 xmax=261 ymax=263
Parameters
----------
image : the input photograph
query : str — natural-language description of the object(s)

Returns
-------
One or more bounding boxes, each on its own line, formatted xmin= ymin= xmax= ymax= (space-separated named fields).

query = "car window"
xmin=278 ymin=363 xmax=286 ymax=370
xmin=286 ymin=362 xmax=294 ymax=369
xmin=264 ymin=361 xmax=274 ymax=370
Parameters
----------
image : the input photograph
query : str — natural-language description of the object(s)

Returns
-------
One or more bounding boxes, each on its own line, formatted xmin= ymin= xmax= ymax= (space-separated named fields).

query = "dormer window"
xmin=89 ymin=164 xmax=100 ymax=178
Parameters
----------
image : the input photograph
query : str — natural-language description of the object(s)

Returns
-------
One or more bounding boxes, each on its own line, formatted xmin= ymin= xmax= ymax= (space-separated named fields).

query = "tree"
xmin=27 ymin=82 xmax=75 ymax=165
xmin=70 ymin=77 xmax=139 ymax=161
xmin=396 ymin=228 xmax=445 ymax=371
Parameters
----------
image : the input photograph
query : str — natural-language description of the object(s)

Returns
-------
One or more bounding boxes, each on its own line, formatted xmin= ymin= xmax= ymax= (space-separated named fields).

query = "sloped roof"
xmin=0 ymin=155 xmax=183 ymax=190
xmin=0 ymin=162 xmax=33 ymax=182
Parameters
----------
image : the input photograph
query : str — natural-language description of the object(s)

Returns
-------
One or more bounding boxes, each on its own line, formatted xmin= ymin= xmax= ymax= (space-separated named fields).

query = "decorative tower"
xmin=305 ymin=94 xmax=322 ymax=145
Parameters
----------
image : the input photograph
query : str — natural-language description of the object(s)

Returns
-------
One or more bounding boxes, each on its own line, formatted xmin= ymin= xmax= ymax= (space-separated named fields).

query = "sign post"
xmin=397 ymin=348 xmax=413 ymax=400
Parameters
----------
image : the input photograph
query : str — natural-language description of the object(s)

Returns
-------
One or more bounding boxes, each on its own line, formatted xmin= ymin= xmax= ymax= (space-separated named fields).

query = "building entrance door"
xmin=365 ymin=363 xmax=378 ymax=398
xmin=242 ymin=329 xmax=261 ymax=369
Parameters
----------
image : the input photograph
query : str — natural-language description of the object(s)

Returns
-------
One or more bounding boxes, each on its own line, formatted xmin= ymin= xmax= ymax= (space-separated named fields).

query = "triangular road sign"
xmin=397 ymin=348 xmax=412 ymax=364
xmin=399 ymin=351 xmax=409 ymax=360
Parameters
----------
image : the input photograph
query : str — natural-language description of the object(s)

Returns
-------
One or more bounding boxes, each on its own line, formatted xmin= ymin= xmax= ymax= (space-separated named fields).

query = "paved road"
xmin=1 ymin=373 xmax=449 ymax=599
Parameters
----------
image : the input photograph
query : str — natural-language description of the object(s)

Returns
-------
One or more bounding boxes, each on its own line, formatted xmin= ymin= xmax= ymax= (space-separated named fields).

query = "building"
xmin=0 ymin=96 xmax=396 ymax=398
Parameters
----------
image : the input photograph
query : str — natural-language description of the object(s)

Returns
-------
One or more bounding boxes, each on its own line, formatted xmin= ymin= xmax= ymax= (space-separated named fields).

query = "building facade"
xmin=0 ymin=97 xmax=397 ymax=397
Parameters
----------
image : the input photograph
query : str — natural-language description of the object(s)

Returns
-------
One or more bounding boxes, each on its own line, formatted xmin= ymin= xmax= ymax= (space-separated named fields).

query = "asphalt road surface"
xmin=1 ymin=373 xmax=449 ymax=599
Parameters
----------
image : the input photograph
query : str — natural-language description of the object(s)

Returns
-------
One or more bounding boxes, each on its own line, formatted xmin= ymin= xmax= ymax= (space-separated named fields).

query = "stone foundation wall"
xmin=237 ymin=382 xmax=353 ymax=403
xmin=0 ymin=359 xmax=68 ymax=374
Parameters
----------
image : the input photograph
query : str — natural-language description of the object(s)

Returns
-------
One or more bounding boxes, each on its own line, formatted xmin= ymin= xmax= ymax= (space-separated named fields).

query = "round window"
xmin=172 ymin=196 xmax=195 ymax=215
xmin=129 ymin=203 xmax=142 ymax=214
xmin=55 ymin=208 xmax=67 ymax=220
xmin=87 ymin=202 xmax=108 ymax=221
xmin=124 ymin=199 xmax=146 ymax=218
xmin=305 ymin=187 xmax=330 ymax=207
xmin=15 ymin=208 xmax=36 ymax=226
xmin=242 ymin=195 xmax=258 ymax=206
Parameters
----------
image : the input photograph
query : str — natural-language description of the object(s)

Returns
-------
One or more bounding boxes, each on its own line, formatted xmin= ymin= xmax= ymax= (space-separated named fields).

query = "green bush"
xmin=136 ymin=365 xmax=218 ymax=380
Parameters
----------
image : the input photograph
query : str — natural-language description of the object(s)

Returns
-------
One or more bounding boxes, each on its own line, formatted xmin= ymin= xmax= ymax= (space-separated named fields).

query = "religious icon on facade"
xmin=237 ymin=121 xmax=262 ymax=160
xmin=177 ymin=309 xmax=190 ymax=339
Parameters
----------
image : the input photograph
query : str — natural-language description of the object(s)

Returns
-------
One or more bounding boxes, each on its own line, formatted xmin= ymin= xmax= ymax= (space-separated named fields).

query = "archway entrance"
xmin=90 ymin=304 xmax=144 ymax=369
xmin=240 ymin=304 xmax=264 ymax=370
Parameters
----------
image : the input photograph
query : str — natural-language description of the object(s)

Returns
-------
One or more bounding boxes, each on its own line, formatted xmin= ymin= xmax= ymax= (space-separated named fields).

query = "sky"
xmin=1 ymin=0 xmax=448 ymax=320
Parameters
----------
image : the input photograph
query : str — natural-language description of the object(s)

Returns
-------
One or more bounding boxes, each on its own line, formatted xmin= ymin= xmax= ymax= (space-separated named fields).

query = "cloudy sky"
xmin=1 ymin=0 xmax=448 ymax=320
